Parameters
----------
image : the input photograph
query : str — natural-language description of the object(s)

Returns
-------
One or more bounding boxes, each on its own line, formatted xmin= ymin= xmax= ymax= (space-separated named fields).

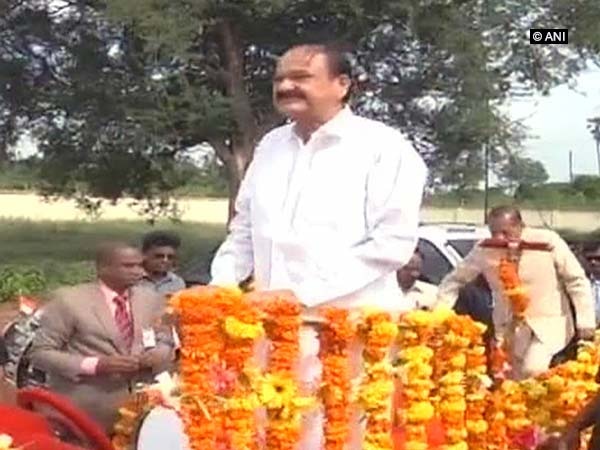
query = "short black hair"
xmin=141 ymin=231 xmax=181 ymax=253
xmin=287 ymin=42 xmax=354 ymax=101
xmin=95 ymin=241 xmax=135 ymax=268
xmin=487 ymin=205 xmax=523 ymax=223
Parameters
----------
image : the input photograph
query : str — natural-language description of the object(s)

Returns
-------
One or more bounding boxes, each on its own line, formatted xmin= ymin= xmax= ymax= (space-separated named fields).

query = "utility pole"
xmin=569 ymin=150 xmax=574 ymax=183
xmin=596 ymin=139 xmax=600 ymax=176
xmin=482 ymin=0 xmax=491 ymax=225
xmin=483 ymin=143 xmax=489 ymax=224
xmin=587 ymin=118 xmax=600 ymax=176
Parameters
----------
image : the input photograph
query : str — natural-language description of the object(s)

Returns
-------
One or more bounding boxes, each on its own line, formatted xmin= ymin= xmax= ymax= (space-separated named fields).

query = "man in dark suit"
xmin=30 ymin=242 xmax=175 ymax=434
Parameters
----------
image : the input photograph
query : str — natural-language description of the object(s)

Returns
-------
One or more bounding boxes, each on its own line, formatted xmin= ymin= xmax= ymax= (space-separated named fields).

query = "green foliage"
xmin=0 ymin=160 xmax=39 ymax=191
xmin=498 ymin=154 xmax=549 ymax=189
xmin=0 ymin=266 xmax=47 ymax=302
xmin=0 ymin=219 xmax=225 ymax=294
xmin=1 ymin=0 xmax=600 ymax=216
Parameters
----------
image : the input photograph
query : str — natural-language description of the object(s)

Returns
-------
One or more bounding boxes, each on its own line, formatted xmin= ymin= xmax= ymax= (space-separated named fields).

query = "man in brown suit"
xmin=30 ymin=243 xmax=175 ymax=434
xmin=434 ymin=206 xmax=595 ymax=379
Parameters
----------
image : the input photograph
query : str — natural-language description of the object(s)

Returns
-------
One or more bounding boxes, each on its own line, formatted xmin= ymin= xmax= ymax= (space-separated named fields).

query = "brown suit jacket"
xmin=436 ymin=228 xmax=595 ymax=355
xmin=29 ymin=282 xmax=174 ymax=433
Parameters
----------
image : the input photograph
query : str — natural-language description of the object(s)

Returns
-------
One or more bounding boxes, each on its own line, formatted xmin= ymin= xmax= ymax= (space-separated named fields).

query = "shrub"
xmin=0 ymin=267 xmax=48 ymax=303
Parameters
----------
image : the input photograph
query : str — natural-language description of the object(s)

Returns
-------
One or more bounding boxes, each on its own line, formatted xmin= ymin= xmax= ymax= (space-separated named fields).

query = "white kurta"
xmin=211 ymin=107 xmax=427 ymax=449
xmin=210 ymin=107 xmax=427 ymax=309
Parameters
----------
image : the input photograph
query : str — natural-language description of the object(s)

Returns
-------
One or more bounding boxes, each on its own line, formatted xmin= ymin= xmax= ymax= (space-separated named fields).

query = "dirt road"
xmin=0 ymin=193 xmax=599 ymax=231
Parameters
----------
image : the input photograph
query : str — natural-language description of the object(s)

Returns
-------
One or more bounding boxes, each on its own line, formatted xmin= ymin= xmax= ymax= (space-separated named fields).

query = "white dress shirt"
xmin=210 ymin=107 xmax=427 ymax=308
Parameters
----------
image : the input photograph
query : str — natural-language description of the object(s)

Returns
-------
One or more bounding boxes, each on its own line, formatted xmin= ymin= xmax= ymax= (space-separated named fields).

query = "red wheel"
xmin=17 ymin=387 xmax=114 ymax=450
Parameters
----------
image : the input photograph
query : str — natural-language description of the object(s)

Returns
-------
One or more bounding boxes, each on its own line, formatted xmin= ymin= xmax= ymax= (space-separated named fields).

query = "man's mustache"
xmin=276 ymin=90 xmax=306 ymax=101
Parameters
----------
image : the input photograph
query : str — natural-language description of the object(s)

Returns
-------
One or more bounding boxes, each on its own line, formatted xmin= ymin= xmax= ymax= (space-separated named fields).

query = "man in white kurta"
xmin=210 ymin=43 xmax=427 ymax=449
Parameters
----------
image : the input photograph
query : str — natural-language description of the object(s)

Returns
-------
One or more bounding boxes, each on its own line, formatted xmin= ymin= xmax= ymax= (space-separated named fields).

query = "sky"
xmin=507 ymin=66 xmax=600 ymax=182
xmin=12 ymin=67 xmax=600 ymax=182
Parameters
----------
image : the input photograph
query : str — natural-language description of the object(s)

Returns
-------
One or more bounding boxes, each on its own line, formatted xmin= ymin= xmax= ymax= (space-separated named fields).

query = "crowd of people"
xmin=0 ymin=40 xmax=600 ymax=449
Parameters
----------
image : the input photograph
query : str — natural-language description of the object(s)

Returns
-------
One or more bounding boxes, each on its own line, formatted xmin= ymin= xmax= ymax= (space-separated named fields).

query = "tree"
xmin=498 ymin=154 xmax=549 ymax=191
xmin=2 ymin=0 xmax=600 ymax=220
xmin=588 ymin=117 xmax=600 ymax=175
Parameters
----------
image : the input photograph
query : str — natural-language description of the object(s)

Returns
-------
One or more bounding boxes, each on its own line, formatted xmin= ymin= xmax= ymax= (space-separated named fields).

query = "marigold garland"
xmin=357 ymin=311 xmax=397 ymax=450
xmin=260 ymin=291 xmax=306 ymax=450
xmin=218 ymin=293 xmax=264 ymax=450
xmin=498 ymin=257 xmax=529 ymax=322
xmin=396 ymin=309 xmax=438 ymax=450
xmin=464 ymin=321 xmax=490 ymax=450
xmin=155 ymin=289 xmax=600 ymax=450
xmin=318 ymin=307 xmax=354 ymax=450
xmin=523 ymin=335 xmax=600 ymax=449
xmin=170 ymin=286 xmax=240 ymax=450
xmin=486 ymin=388 xmax=510 ymax=450
xmin=436 ymin=314 xmax=471 ymax=450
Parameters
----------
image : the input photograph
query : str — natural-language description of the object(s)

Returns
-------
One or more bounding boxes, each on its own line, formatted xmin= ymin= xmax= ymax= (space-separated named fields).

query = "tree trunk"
xmin=225 ymin=148 xmax=251 ymax=224
xmin=216 ymin=19 xmax=259 ymax=223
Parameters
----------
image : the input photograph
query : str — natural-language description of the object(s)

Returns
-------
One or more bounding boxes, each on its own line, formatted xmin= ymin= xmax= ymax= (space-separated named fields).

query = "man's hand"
xmin=138 ymin=351 xmax=163 ymax=370
xmin=578 ymin=328 xmax=596 ymax=342
xmin=96 ymin=356 xmax=140 ymax=375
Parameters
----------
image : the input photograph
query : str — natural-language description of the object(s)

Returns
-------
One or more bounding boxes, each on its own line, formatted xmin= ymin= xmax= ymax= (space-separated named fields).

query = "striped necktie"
xmin=113 ymin=294 xmax=134 ymax=350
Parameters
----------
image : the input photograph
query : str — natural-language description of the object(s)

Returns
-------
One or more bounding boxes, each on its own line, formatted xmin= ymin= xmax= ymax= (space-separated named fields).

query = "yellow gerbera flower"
xmin=223 ymin=316 xmax=264 ymax=340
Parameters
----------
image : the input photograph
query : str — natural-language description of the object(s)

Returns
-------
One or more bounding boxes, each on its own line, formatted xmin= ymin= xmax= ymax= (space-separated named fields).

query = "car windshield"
xmin=447 ymin=239 xmax=478 ymax=257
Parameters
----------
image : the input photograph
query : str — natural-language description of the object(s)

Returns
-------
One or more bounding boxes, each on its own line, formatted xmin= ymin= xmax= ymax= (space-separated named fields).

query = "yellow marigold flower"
xmin=440 ymin=371 xmax=464 ymax=385
xmin=404 ymin=442 xmax=428 ymax=450
xmin=223 ymin=316 xmax=264 ymax=340
xmin=466 ymin=419 xmax=489 ymax=434
xmin=400 ymin=309 xmax=434 ymax=327
xmin=469 ymin=345 xmax=486 ymax=356
xmin=403 ymin=388 xmax=431 ymax=401
xmin=545 ymin=375 xmax=566 ymax=392
xmin=440 ymin=384 xmax=465 ymax=397
xmin=506 ymin=418 xmax=531 ymax=430
xmin=466 ymin=392 xmax=487 ymax=402
xmin=446 ymin=442 xmax=469 ymax=450
xmin=404 ymin=379 xmax=435 ymax=390
xmin=404 ymin=361 xmax=434 ymax=378
xmin=430 ymin=306 xmax=454 ymax=323
xmin=224 ymin=394 xmax=261 ymax=411
xmin=358 ymin=379 xmax=394 ymax=409
xmin=449 ymin=353 xmax=467 ymax=368
xmin=446 ymin=427 xmax=468 ymax=441
xmin=398 ymin=345 xmax=434 ymax=362
xmin=504 ymin=402 xmax=527 ymax=413
xmin=372 ymin=320 xmax=398 ymax=339
xmin=520 ymin=380 xmax=547 ymax=399
xmin=490 ymin=411 xmax=506 ymax=421
xmin=499 ymin=379 xmax=520 ymax=393
xmin=407 ymin=401 xmax=435 ymax=423
xmin=439 ymin=399 xmax=467 ymax=414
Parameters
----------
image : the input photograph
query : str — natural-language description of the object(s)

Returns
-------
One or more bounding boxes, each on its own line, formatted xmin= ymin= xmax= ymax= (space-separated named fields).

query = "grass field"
xmin=0 ymin=220 xmax=226 ymax=300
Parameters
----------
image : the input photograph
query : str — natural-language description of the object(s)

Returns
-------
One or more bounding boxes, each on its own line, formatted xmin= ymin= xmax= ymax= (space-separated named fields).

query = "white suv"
xmin=417 ymin=223 xmax=489 ymax=285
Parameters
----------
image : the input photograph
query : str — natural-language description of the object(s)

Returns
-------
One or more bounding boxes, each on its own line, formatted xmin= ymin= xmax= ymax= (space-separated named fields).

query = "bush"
xmin=0 ymin=267 xmax=48 ymax=302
